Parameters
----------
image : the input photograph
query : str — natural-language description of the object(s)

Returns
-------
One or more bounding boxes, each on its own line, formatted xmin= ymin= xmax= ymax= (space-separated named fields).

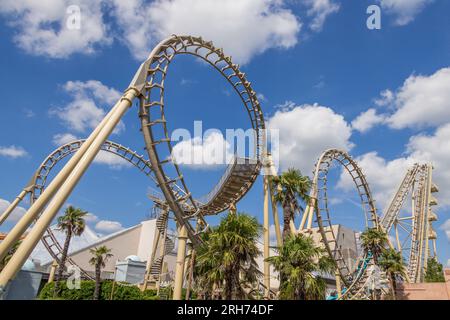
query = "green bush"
xmin=39 ymin=280 xmax=166 ymax=300
xmin=39 ymin=281 xmax=95 ymax=300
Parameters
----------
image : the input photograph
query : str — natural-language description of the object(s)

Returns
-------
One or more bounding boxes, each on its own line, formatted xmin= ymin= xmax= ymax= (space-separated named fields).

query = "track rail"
xmin=305 ymin=149 xmax=379 ymax=299
xmin=139 ymin=35 xmax=265 ymax=246
xmin=26 ymin=140 xmax=156 ymax=279
xmin=380 ymin=163 xmax=438 ymax=283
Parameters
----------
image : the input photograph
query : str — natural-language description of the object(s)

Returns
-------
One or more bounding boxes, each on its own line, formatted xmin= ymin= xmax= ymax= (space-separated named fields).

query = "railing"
xmin=197 ymin=156 xmax=258 ymax=205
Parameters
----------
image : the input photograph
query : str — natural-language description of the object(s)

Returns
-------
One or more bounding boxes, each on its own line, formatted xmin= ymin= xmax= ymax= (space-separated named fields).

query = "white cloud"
xmin=84 ymin=213 xmax=99 ymax=223
xmin=440 ymin=219 xmax=450 ymax=241
xmin=172 ymin=131 xmax=234 ymax=168
xmin=111 ymin=0 xmax=301 ymax=64
xmin=93 ymin=150 xmax=132 ymax=170
xmin=304 ymin=0 xmax=340 ymax=31
xmin=0 ymin=146 xmax=28 ymax=159
xmin=406 ymin=123 xmax=450 ymax=207
xmin=0 ymin=0 xmax=111 ymax=58
xmin=379 ymin=0 xmax=433 ymax=26
xmin=337 ymin=152 xmax=414 ymax=210
xmin=0 ymin=198 xmax=27 ymax=222
xmin=386 ymin=67 xmax=450 ymax=129
xmin=257 ymin=93 xmax=268 ymax=103
xmin=50 ymin=80 xmax=123 ymax=134
xmin=52 ymin=133 xmax=78 ymax=146
xmin=338 ymin=122 xmax=450 ymax=210
xmin=374 ymin=89 xmax=394 ymax=107
xmin=352 ymin=108 xmax=386 ymax=133
xmin=268 ymin=102 xmax=353 ymax=174
xmin=95 ymin=220 xmax=124 ymax=233
xmin=22 ymin=108 xmax=35 ymax=118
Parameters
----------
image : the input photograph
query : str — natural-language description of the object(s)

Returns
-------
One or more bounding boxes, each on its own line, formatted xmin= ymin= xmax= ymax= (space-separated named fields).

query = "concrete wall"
xmin=69 ymin=225 xmax=142 ymax=274
xmin=396 ymin=269 xmax=450 ymax=300
xmin=4 ymin=270 xmax=43 ymax=300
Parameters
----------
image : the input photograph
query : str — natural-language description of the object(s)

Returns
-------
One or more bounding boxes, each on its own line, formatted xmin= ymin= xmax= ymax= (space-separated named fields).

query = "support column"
xmin=0 ymin=190 xmax=28 ymax=226
xmin=173 ymin=224 xmax=188 ymax=300
xmin=0 ymin=89 xmax=138 ymax=292
xmin=0 ymin=100 xmax=121 ymax=263
xmin=265 ymin=153 xmax=282 ymax=248
xmin=394 ymin=221 xmax=402 ymax=254
xmin=335 ymin=269 xmax=342 ymax=299
xmin=48 ymin=260 xmax=58 ymax=283
xmin=268 ymin=184 xmax=282 ymax=248
xmin=263 ymin=175 xmax=270 ymax=299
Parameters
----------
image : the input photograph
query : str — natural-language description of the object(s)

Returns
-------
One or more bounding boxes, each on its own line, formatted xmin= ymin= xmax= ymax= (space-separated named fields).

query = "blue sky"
xmin=0 ymin=1 xmax=449 ymax=267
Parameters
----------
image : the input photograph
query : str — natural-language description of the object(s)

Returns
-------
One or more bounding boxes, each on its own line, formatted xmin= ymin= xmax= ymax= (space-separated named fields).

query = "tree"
xmin=379 ymin=248 xmax=406 ymax=300
xmin=272 ymin=169 xmax=311 ymax=241
xmin=195 ymin=212 xmax=262 ymax=300
xmin=54 ymin=206 xmax=87 ymax=297
xmin=359 ymin=228 xmax=388 ymax=264
xmin=0 ymin=240 xmax=22 ymax=272
xmin=424 ymin=257 xmax=445 ymax=283
xmin=89 ymin=246 xmax=113 ymax=300
xmin=267 ymin=234 xmax=335 ymax=300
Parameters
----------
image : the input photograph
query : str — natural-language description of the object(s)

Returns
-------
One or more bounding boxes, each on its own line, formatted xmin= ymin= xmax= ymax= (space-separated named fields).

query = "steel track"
xmin=309 ymin=149 xmax=379 ymax=299
xmin=139 ymin=35 xmax=265 ymax=246
xmin=26 ymin=140 xmax=157 ymax=279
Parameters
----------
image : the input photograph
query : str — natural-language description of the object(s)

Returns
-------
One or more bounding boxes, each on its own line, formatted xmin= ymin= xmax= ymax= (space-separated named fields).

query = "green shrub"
xmin=39 ymin=280 xmax=197 ymax=300
xmin=39 ymin=281 xmax=95 ymax=300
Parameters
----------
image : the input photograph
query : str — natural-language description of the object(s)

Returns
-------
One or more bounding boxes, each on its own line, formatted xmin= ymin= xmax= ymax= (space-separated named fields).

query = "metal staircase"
xmin=142 ymin=205 xmax=175 ymax=290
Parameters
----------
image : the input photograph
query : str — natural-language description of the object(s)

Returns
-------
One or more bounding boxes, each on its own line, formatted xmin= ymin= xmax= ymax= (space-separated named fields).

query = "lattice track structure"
xmin=0 ymin=140 xmax=159 ymax=279
xmin=139 ymin=35 xmax=265 ymax=246
xmin=380 ymin=163 xmax=439 ymax=283
xmin=0 ymin=35 xmax=266 ymax=295
xmin=298 ymin=149 xmax=381 ymax=300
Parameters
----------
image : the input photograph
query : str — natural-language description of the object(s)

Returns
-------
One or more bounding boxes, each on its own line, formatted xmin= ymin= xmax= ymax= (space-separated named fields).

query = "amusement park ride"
xmin=0 ymin=35 xmax=441 ymax=300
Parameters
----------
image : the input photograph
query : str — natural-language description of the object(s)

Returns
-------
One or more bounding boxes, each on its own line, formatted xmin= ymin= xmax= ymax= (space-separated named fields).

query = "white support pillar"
xmin=0 ymin=190 xmax=28 ymax=226
xmin=0 ymin=89 xmax=138 ymax=292
xmin=0 ymin=100 xmax=122 ymax=263
xmin=263 ymin=175 xmax=271 ymax=299
xmin=173 ymin=224 xmax=188 ymax=300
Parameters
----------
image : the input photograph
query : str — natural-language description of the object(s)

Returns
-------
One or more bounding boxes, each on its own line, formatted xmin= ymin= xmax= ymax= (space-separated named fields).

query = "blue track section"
xmin=326 ymin=252 xmax=373 ymax=300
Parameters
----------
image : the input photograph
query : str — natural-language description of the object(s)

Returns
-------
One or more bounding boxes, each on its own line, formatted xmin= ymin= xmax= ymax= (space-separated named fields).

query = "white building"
xmin=29 ymin=219 xmax=359 ymax=295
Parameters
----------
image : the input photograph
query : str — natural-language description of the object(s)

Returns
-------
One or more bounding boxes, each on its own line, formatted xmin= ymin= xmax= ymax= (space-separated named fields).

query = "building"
xmin=396 ymin=269 xmax=450 ymax=300
xmin=12 ymin=219 xmax=360 ymax=298
xmin=30 ymin=219 xmax=178 ymax=281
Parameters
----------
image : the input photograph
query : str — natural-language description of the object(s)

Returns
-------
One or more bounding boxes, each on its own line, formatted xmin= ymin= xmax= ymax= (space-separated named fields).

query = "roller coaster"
xmin=0 ymin=35 xmax=441 ymax=300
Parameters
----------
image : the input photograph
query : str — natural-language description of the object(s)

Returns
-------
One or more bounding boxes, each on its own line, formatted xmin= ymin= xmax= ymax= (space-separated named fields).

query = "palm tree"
xmin=267 ymin=234 xmax=335 ymax=300
xmin=379 ymin=248 xmax=406 ymax=300
xmin=359 ymin=228 xmax=388 ymax=264
xmin=272 ymin=169 xmax=311 ymax=241
xmin=89 ymin=246 xmax=113 ymax=300
xmin=54 ymin=206 xmax=87 ymax=297
xmin=195 ymin=212 xmax=262 ymax=300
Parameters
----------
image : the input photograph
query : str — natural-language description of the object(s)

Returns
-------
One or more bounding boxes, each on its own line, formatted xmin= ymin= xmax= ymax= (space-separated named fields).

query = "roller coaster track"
xmin=300 ymin=149 xmax=380 ymax=300
xmin=138 ymin=35 xmax=265 ymax=247
xmin=0 ymin=35 xmax=267 ymax=294
xmin=4 ymin=140 xmax=156 ymax=279
xmin=380 ymin=163 xmax=439 ymax=283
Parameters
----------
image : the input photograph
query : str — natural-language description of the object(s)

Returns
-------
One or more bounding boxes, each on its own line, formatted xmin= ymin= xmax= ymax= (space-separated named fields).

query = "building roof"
xmin=5 ymin=225 xmax=135 ymax=266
